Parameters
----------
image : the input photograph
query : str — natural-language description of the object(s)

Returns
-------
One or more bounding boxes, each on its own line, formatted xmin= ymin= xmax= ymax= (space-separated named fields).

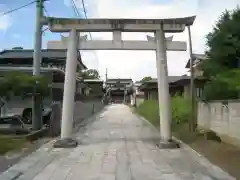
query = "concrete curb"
xmin=135 ymin=112 xmax=236 ymax=180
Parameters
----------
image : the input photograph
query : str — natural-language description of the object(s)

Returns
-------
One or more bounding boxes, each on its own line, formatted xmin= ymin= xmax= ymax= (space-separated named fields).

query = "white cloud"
xmin=0 ymin=5 xmax=11 ymax=31
xmin=65 ymin=0 xmax=240 ymax=80
xmin=0 ymin=15 xmax=11 ymax=31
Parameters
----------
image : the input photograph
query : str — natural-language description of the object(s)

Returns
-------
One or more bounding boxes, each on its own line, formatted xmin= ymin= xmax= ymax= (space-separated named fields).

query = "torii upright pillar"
xmin=53 ymin=28 xmax=78 ymax=148
xmin=155 ymin=25 xmax=177 ymax=148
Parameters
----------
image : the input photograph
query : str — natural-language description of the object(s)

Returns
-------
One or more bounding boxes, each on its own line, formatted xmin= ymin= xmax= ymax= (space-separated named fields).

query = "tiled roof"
xmin=106 ymin=78 xmax=133 ymax=83
xmin=84 ymin=79 xmax=103 ymax=83
xmin=0 ymin=66 xmax=83 ymax=82
xmin=0 ymin=49 xmax=87 ymax=69
xmin=144 ymin=76 xmax=190 ymax=84
xmin=0 ymin=66 xmax=65 ymax=73
xmin=0 ymin=49 xmax=67 ymax=59
xmin=185 ymin=54 xmax=207 ymax=68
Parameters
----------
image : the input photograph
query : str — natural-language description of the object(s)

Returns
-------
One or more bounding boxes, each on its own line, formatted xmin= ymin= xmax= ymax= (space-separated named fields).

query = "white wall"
xmin=198 ymin=101 xmax=240 ymax=147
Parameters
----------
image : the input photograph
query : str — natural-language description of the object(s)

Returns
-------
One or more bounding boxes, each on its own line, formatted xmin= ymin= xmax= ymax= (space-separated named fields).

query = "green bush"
xmin=201 ymin=69 xmax=240 ymax=101
xmin=135 ymin=96 xmax=191 ymax=126
xmin=135 ymin=100 xmax=159 ymax=127
xmin=171 ymin=96 xmax=191 ymax=124
xmin=0 ymin=72 xmax=50 ymax=99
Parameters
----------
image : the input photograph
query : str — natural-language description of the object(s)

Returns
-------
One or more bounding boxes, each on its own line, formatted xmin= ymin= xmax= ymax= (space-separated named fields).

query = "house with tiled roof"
xmin=139 ymin=55 xmax=208 ymax=100
xmin=139 ymin=76 xmax=193 ymax=100
xmin=185 ymin=53 xmax=207 ymax=77
xmin=0 ymin=48 xmax=88 ymax=101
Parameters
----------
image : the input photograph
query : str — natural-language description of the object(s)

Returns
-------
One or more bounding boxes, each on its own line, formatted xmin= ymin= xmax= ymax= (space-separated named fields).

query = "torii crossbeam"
xmin=47 ymin=36 xmax=187 ymax=51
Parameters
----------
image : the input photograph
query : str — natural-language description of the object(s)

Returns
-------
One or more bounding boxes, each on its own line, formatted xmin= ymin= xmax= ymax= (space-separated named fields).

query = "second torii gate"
xmin=47 ymin=17 xmax=196 ymax=148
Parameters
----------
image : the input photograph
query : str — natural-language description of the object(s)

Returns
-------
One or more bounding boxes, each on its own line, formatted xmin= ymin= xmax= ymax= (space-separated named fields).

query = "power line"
xmin=42 ymin=27 xmax=49 ymax=35
xmin=81 ymin=0 xmax=88 ymax=19
xmin=71 ymin=0 xmax=81 ymax=16
xmin=43 ymin=6 xmax=50 ymax=16
xmin=42 ymin=2 xmax=50 ymax=35
xmin=43 ymin=3 xmax=50 ymax=36
xmin=79 ymin=0 xmax=99 ymax=68
xmin=80 ymin=0 xmax=92 ymax=40
xmin=0 ymin=0 xmax=37 ymax=17
xmin=70 ymin=0 xmax=99 ymax=69
xmin=71 ymin=0 xmax=92 ymax=40
xmin=70 ymin=0 xmax=88 ymax=68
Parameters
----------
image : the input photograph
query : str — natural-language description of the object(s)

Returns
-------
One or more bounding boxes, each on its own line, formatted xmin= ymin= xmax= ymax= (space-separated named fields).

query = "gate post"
xmin=54 ymin=28 xmax=78 ymax=148
xmin=155 ymin=24 xmax=178 ymax=148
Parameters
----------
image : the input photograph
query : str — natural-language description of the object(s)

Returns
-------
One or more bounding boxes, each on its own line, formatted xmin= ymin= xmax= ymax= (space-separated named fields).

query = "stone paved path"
xmin=0 ymin=104 xmax=235 ymax=180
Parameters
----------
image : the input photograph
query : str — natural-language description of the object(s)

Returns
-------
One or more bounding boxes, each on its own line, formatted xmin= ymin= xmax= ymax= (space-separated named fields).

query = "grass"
xmin=135 ymin=98 xmax=203 ymax=143
xmin=136 ymin=96 xmax=191 ymax=127
xmin=135 ymin=100 xmax=160 ymax=127
xmin=0 ymin=136 xmax=26 ymax=155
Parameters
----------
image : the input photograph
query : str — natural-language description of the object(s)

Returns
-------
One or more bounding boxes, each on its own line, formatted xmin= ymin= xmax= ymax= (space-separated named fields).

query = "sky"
xmin=0 ymin=0 xmax=240 ymax=81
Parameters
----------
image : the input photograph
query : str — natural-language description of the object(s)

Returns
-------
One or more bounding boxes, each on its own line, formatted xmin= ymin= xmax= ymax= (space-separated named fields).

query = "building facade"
xmin=0 ymin=48 xmax=87 ymax=101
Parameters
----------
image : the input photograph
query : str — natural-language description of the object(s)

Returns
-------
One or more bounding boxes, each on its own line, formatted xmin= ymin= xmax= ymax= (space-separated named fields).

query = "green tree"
xmin=201 ymin=7 xmax=240 ymax=100
xmin=79 ymin=69 xmax=100 ymax=79
xmin=140 ymin=76 xmax=152 ymax=82
xmin=0 ymin=72 xmax=50 ymax=100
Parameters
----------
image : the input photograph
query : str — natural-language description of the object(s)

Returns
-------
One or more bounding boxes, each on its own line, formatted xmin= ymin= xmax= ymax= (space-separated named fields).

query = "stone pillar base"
xmin=156 ymin=140 xmax=180 ymax=149
xmin=53 ymin=138 xmax=78 ymax=148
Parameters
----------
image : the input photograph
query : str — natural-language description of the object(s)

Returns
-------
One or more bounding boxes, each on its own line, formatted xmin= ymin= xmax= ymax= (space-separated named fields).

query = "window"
xmin=196 ymin=88 xmax=203 ymax=98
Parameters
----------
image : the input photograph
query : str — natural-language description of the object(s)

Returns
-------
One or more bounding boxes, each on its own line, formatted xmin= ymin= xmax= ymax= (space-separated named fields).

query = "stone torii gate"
xmin=46 ymin=17 xmax=196 ymax=148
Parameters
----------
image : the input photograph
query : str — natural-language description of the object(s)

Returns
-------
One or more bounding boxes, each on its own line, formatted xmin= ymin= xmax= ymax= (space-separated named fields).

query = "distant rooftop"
xmin=84 ymin=79 xmax=103 ymax=82
xmin=106 ymin=78 xmax=133 ymax=83
xmin=0 ymin=48 xmax=87 ymax=69
xmin=185 ymin=54 xmax=207 ymax=68
xmin=0 ymin=66 xmax=83 ymax=81
xmin=0 ymin=66 xmax=65 ymax=73
xmin=144 ymin=76 xmax=190 ymax=84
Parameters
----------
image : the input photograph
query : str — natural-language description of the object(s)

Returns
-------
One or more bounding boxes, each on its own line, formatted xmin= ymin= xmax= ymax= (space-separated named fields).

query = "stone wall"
xmin=197 ymin=101 xmax=240 ymax=147
xmin=1 ymin=98 xmax=104 ymax=128
xmin=73 ymin=100 xmax=104 ymax=126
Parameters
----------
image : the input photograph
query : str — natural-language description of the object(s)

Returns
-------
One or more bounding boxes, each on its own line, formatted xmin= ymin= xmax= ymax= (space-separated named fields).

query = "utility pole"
xmin=187 ymin=25 xmax=195 ymax=132
xmin=32 ymin=0 xmax=44 ymax=130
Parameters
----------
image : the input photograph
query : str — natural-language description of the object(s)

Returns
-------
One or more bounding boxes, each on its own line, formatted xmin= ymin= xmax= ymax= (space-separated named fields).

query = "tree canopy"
xmin=0 ymin=72 xmax=50 ymax=100
xmin=79 ymin=69 xmax=100 ymax=79
xmin=201 ymin=7 xmax=240 ymax=101
xmin=140 ymin=76 xmax=152 ymax=82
